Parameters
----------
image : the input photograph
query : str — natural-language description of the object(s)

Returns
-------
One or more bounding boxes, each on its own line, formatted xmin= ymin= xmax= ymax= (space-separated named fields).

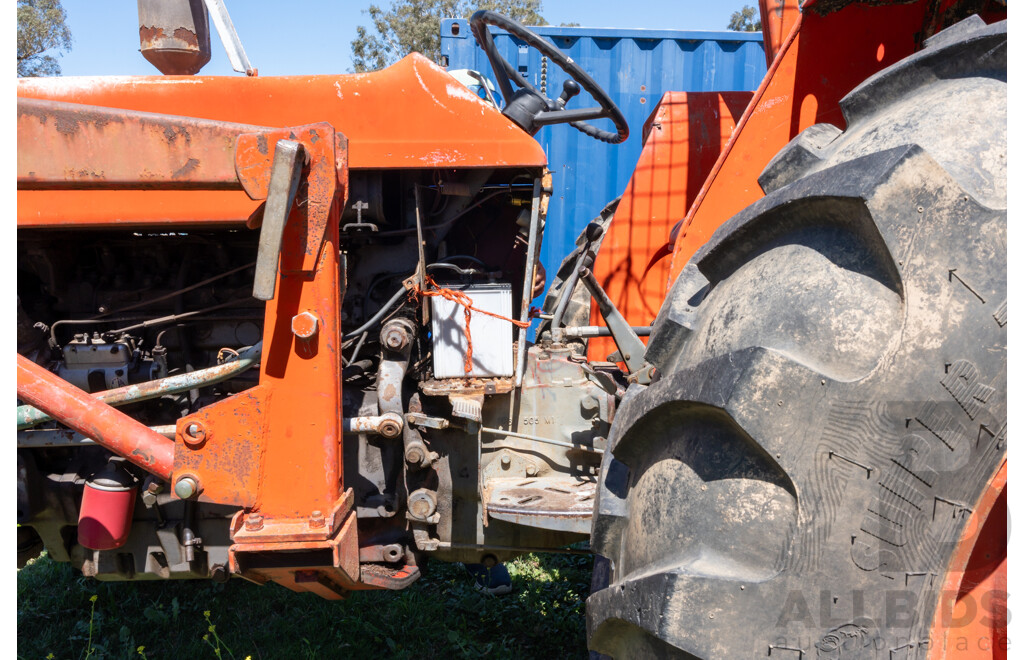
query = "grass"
xmin=17 ymin=550 xmax=595 ymax=659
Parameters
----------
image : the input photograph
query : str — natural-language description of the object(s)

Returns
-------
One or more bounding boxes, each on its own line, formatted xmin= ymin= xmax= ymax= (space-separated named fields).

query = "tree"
xmin=727 ymin=5 xmax=762 ymax=32
xmin=17 ymin=0 xmax=72 ymax=77
xmin=352 ymin=0 xmax=546 ymax=73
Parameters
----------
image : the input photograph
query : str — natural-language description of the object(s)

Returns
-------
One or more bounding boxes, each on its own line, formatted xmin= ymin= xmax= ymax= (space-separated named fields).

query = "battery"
xmin=430 ymin=282 xmax=513 ymax=379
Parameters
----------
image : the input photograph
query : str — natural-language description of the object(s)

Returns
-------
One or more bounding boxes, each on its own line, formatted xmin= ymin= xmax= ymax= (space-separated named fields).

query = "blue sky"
xmin=56 ymin=1 xmax=749 ymax=77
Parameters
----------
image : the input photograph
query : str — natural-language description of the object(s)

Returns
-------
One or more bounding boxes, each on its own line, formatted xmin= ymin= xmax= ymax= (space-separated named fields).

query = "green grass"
xmin=17 ymin=551 xmax=595 ymax=659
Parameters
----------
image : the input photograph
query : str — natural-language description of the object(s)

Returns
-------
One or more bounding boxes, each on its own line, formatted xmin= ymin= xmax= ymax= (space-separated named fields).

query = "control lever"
xmin=578 ymin=267 xmax=647 ymax=375
xmin=556 ymin=80 xmax=581 ymax=109
xmin=252 ymin=140 xmax=305 ymax=301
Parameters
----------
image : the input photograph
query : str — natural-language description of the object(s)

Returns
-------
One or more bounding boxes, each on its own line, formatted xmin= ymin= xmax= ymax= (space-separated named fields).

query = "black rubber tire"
xmin=588 ymin=16 xmax=1005 ymax=659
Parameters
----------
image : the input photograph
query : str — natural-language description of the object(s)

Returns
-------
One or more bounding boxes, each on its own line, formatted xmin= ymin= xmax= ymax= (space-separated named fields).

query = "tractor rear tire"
xmin=588 ymin=16 xmax=1006 ymax=659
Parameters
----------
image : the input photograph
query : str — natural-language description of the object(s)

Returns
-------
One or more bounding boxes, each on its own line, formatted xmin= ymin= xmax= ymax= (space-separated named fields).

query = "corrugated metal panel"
xmin=441 ymin=20 xmax=767 ymax=309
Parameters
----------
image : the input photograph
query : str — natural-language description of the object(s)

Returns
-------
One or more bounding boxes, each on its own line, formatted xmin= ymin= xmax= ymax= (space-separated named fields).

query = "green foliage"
xmin=18 ymin=550 xmax=594 ymax=659
xmin=17 ymin=0 xmax=72 ymax=77
xmin=352 ymin=0 xmax=547 ymax=72
xmin=728 ymin=5 xmax=762 ymax=32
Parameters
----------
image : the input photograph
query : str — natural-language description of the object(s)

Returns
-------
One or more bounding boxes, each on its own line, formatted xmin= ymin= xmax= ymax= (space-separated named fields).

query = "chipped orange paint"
xmin=172 ymin=387 xmax=267 ymax=506
xmin=17 ymin=98 xmax=262 ymax=190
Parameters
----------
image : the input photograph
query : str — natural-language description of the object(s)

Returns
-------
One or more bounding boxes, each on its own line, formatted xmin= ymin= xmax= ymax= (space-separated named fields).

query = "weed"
xmin=84 ymin=594 xmax=98 ymax=659
xmin=202 ymin=609 xmax=235 ymax=659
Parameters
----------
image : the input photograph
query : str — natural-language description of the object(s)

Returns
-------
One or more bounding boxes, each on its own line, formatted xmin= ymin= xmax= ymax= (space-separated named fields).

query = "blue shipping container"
xmin=440 ymin=19 xmax=766 ymax=310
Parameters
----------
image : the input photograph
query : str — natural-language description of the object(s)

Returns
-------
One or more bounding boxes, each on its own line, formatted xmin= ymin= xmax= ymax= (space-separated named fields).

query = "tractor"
xmin=17 ymin=1 xmax=1006 ymax=656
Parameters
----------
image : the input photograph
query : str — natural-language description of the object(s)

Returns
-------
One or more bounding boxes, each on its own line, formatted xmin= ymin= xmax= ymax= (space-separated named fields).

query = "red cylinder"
xmin=78 ymin=465 xmax=137 ymax=551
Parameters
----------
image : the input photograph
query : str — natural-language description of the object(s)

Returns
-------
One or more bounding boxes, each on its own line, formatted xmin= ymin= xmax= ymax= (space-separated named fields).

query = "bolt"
xmin=291 ymin=311 xmax=319 ymax=339
xmin=244 ymin=513 xmax=264 ymax=531
xmin=309 ymin=510 xmax=326 ymax=529
xmin=500 ymin=454 xmax=512 ymax=468
xmin=173 ymin=476 xmax=198 ymax=499
xmin=378 ymin=412 xmax=403 ymax=438
xmin=381 ymin=324 xmax=410 ymax=351
xmin=183 ymin=421 xmax=207 ymax=448
xmin=408 ymin=489 xmax=437 ymax=520
xmin=210 ymin=564 xmax=230 ymax=583
xmin=382 ymin=544 xmax=403 ymax=562
xmin=405 ymin=443 xmax=428 ymax=466
xmin=525 ymin=464 xmax=538 ymax=477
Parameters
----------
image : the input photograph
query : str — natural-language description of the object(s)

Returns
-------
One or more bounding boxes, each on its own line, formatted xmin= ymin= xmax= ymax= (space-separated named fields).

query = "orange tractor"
xmin=17 ymin=1 xmax=1005 ymax=656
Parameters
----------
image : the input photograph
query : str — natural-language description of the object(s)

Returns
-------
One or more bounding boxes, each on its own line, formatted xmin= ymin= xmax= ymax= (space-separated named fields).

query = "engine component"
xmin=78 ymin=462 xmax=137 ymax=550
xmin=19 ymin=342 xmax=263 ymax=430
xmin=57 ymin=334 xmax=158 ymax=393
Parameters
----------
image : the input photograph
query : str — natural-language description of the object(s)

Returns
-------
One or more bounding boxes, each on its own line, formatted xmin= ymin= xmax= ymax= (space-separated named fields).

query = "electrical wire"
xmin=342 ymin=285 xmax=409 ymax=340
xmin=102 ymin=299 xmax=253 ymax=335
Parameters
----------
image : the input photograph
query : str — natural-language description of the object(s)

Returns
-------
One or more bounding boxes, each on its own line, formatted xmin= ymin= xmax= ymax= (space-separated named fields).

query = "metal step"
xmin=483 ymin=475 xmax=596 ymax=534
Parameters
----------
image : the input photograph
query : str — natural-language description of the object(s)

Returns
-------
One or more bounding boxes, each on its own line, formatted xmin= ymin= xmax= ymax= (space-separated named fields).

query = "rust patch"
xmin=139 ymin=25 xmax=167 ymax=47
xmin=72 ymin=169 xmax=104 ymax=180
xmin=55 ymin=113 xmax=80 ymax=135
xmin=172 ymin=158 xmax=201 ymax=179
xmin=257 ymin=134 xmax=269 ymax=156
xmin=130 ymin=448 xmax=155 ymax=467
xmin=173 ymin=27 xmax=200 ymax=49
xmin=382 ymin=383 xmax=398 ymax=401
xmin=162 ymin=125 xmax=194 ymax=146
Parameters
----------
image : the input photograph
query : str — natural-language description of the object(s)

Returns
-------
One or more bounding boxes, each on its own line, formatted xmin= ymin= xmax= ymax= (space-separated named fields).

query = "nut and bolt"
xmin=407 ymin=489 xmax=437 ymax=520
xmin=379 ymin=415 xmax=403 ymax=439
xmin=405 ymin=444 xmax=426 ymax=466
xmin=183 ymin=421 xmax=207 ymax=447
xmin=382 ymin=544 xmax=403 ymax=563
xmin=291 ymin=311 xmax=320 ymax=339
xmin=500 ymin=454 xmax=512 ymax=469
xmin=381 ymin=324 xmax=410 ymax=351
xmin=173 ymin=476 xmax=199 ymax=499
xmin=309 ymin=510 xmax=326 ymax=529
xmin=525 ymin=464 xmax=538 ymax=477
xmin=244 ymin=513 xmax=265 ymax=531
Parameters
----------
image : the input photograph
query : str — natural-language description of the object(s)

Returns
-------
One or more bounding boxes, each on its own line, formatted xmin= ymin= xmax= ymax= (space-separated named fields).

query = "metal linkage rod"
xmin=17 ymin=355 xmax=175 ymax=480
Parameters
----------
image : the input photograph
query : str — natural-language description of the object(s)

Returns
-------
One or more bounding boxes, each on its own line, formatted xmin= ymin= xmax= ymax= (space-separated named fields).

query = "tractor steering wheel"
xmin=469 ymin=11 xmax=629 ymax=145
